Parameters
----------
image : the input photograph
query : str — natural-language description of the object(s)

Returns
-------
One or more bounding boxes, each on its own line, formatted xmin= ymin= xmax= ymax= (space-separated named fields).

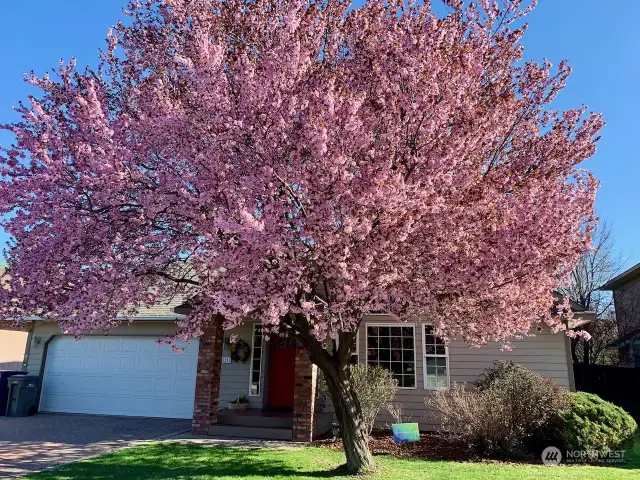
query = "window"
xmin=249 ymin=324 xmax=263 ymax=396
xmin=423 ymin=324 xmax=449 ymax=389
xmin=366 ymin=324 xmax=416 ymax=388
xmin=348 ymin=330 xmax=359 ymax=364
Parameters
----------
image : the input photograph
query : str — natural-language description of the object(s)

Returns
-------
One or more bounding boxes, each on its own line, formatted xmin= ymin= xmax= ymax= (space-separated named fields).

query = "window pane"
xmin=424 ymin=325 xmax=434 ymax=335
xmin=435 ymin=345 xmax=446 ymax=355
xmin=366 ymin=325 xmax=415 ymax=388
xmin=425 ymin=344 xmax=435 ymax=355
xmin=404 ymin=375 xmax=415 ymax=388
xmin=249 ymin=325 xmax=263 ymax=396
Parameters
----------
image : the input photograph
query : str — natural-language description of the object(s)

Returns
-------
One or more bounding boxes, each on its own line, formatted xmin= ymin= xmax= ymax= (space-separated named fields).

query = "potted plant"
xmin=227 ymin=394 xmax=249 ymax=410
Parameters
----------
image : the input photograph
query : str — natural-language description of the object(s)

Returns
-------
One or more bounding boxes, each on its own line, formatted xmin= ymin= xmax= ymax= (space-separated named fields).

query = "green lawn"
xmin=26 ymin=440 xmax=640 ymax=480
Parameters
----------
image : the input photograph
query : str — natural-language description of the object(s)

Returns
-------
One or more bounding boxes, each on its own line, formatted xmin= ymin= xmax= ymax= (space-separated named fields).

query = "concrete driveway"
xmin=0 ymin=413 xmax=191 ymax=478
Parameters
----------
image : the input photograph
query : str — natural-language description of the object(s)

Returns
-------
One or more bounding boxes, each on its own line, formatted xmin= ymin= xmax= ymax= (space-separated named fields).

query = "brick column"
xmin=292 ymin=342 xmax=317 ymax=442
xmin=192 ymin=316 xmax=224 ymax=434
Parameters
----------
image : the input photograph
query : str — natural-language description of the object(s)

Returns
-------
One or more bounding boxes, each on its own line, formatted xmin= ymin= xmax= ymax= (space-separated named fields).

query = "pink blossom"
xmin=0 ymin=0 xmax=601 ymax=350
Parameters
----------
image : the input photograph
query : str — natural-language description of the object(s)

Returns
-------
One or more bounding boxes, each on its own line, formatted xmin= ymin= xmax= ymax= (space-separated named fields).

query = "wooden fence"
xmin=573 ymin=364 xmax=640 ymax=420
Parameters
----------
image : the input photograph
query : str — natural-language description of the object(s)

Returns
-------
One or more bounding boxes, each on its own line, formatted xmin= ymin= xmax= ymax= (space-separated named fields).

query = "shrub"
xmin=316 ymin=364 xmax=398 ymax=436
xmin=558 ymin=392 xmax=637 ymax=454
xmin=426 ymin=361 xmax=569 ymax=458
xmin=349 ymin=364 xmax=398 ymax=435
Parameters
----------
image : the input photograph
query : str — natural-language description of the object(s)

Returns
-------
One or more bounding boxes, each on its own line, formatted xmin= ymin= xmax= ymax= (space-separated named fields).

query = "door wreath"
xmin=230 ymin=338 xmax=251 ymax=363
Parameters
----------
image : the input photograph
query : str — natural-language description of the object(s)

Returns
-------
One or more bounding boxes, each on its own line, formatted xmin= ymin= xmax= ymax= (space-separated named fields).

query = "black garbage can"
xmin=6 ymin=375 xmax=41 ymax=417
xmin=0 ymin=370 xmax=26 ymax=416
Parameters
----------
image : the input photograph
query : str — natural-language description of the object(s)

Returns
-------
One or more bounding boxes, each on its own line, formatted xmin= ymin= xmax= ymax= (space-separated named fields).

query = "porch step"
xmin=208 ymin=424 xmax=293 ymax=441
xmin=217 ymin=409 xmax=293 ymax=429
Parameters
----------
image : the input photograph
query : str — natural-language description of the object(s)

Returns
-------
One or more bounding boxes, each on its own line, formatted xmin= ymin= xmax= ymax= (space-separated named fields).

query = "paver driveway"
xmin=0 ymin=413 xmax=191 ymax=478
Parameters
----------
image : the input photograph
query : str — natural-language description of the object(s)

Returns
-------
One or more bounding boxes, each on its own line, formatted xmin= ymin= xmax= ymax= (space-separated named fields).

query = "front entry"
xmin=267 ymin=333 xmax=297 ymax=410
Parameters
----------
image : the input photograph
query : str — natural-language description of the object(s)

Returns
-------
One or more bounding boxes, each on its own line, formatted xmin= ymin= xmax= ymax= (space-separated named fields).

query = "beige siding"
xmin=0 ymin=329 xmax=28 ymax=369
xmin=323 ymin=315 xmax=572 ymax=431
xmin=219 ymin=322 xmax=265 ymax=409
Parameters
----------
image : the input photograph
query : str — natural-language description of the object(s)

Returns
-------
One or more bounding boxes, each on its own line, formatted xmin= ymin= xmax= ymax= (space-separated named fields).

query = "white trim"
xmin=352 ymin=329 xmax=360 ymax=363
xmin=364 ymin=323 xmax=417 ymax=390
xmin=248 ymin=323 xmax=264 ymax=397
xmin=25 ymin=316 xmax=186 ymax=322
xmin=422 ymin=323 xmax=450 ymax=390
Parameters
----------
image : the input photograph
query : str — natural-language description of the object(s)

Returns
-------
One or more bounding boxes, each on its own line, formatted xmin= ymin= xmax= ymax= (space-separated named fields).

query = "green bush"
xmin=559 ymin=392 xmax=637 ymax=454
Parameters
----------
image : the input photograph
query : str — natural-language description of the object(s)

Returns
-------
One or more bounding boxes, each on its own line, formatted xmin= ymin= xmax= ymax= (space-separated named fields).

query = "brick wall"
xmin=192 ymin=316 xmax=224 ymax=434
xmin=292 ymin=342 xmax=317 ymax=442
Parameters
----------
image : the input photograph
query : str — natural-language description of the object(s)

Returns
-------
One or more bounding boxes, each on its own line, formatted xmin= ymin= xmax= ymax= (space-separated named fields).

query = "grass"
xmin=25 ymin=438 xmax=640 ymax=480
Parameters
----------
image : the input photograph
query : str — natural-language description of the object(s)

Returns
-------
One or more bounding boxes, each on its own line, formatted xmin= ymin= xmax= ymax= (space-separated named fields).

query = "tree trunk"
xmin=289 ymin=315 xmax=374 ymax=473
xmin=319 ymin=361 xmax=376 ymax=474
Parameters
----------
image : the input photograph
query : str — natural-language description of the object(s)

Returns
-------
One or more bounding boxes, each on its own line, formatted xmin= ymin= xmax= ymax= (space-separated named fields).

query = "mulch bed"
xmin=314 ymin=431 xmax=471 ymax=462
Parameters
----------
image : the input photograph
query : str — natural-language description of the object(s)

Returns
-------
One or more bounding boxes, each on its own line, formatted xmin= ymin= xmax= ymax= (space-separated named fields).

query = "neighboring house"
xmin=14 ymin=295 xmax=594 ymax=441
xmin=0 ymin=327 xmax=28 ymax=370
xmin=601 ymin=263 xmax=640 ymax=367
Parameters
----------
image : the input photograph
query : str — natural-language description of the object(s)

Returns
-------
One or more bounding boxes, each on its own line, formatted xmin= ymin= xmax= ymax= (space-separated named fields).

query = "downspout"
xmin=22 ymin=322 xmax=35 ymax=372
xmin=34 ymin=335 xmax=57 ymax=410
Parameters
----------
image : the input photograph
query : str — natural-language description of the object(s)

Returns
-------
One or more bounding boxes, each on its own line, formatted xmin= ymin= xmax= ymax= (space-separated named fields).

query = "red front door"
xmin=267 ymin=333 xmax=297 ymax=410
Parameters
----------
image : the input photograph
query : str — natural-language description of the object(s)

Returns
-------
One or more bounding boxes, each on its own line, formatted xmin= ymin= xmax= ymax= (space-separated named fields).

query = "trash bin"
xmin=0 ymin=370 xmax=26 ymax=416
xmin=6 ymin=375 xmax=41 ymax=417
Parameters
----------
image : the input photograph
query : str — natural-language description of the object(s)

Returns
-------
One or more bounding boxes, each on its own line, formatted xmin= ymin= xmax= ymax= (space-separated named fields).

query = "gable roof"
xmin=599 ymin=263 xmax=640 ymax=291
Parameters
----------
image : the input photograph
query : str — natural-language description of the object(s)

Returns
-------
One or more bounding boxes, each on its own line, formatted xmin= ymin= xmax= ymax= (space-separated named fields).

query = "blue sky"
xmin=1 ymin=1 xmax=638 ymax=267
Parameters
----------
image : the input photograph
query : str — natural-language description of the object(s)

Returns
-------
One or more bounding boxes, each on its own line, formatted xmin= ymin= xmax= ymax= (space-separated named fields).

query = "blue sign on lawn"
xmin=391 ymin=423 xmax=420 ymax=443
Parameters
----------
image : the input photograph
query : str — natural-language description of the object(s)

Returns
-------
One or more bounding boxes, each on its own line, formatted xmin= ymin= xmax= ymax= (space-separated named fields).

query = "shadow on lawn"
xmin=33 ymin=443 xmax=351 ymax=479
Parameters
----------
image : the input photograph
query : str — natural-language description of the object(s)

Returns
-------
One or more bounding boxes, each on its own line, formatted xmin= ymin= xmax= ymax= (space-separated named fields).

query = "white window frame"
xmin=422 ymin=323 xmax=450 ymax=390
xmin=248 ymin=323 xmax=264 ymax=397
xmin=365 ymin=323 xmax=417 ymax=390
xmin=349 ymin=329 xmax=360 ymax=364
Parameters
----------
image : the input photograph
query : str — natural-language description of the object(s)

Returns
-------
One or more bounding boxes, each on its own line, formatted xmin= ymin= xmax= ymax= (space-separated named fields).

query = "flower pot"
xmin=227 ymin=402 xmax=248 ymax=410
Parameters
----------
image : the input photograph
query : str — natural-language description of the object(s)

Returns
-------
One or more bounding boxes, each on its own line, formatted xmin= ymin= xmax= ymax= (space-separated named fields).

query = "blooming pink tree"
xmin=0 ymin=0 xmax=601 ymax=472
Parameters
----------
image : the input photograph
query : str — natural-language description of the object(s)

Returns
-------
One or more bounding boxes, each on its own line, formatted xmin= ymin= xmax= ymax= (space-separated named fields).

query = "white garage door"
xmin=40 ymin=336 xmax=199 ymax=419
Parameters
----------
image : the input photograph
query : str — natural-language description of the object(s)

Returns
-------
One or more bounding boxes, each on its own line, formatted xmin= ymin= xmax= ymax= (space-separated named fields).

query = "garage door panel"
xmin=41 ymin=337 xmax=199 ymax=419
xmin=119 ymin=356 xmax=138 ymax=372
